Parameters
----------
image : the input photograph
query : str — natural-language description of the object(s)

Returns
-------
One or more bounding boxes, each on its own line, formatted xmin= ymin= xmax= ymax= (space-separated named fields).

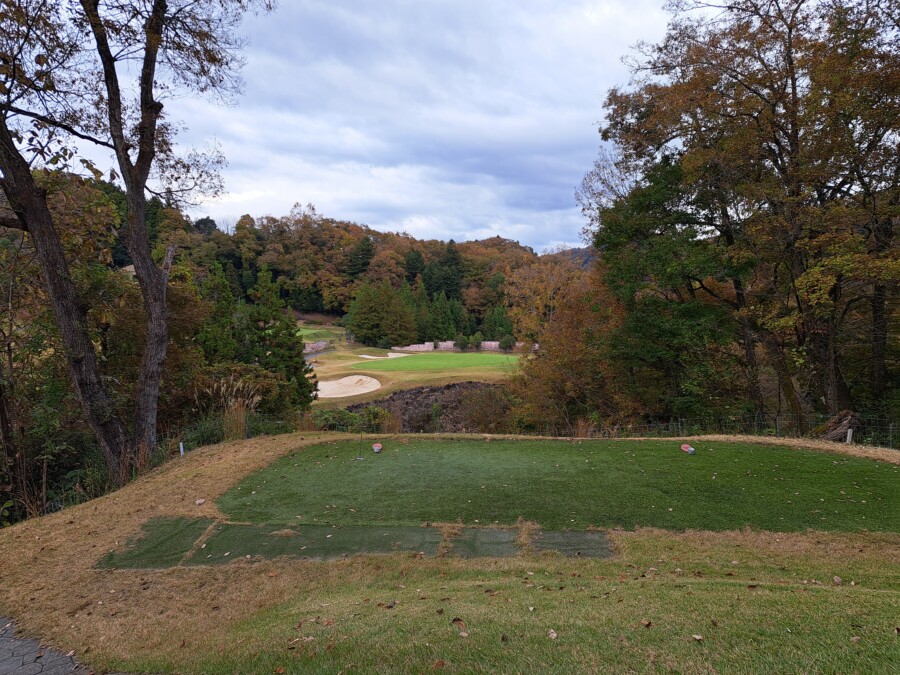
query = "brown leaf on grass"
xmin=323 ymin=618 xmax=335 ymax=627
xmin=641 ymin=619 xmax=652 ymax=628
xmin=548 ymin=629 xmax=558 ymax=640
xmin=851 ymin=636 xmax=861 ymax=644
xmin=747 ymin=584 xmax=759 ymax=589
xmin=432 ymin=660 xmax=446 ymax=670
xmin=275 ymin=667 xmax=285 ymax=674
xmin=458 ymin=631 xmax=469 ymax=638
xmin=501 ymin=634 xmax=509 ymax=642
xmin=451 ymin=617 xmax=466 ymax=631
xmin=692 ymin=634 xmax=703 ymax=642
xmin=267 ymin=572 xmax=278 ymax=578
xmin=436 ymin=608 xmax=444 ymax=615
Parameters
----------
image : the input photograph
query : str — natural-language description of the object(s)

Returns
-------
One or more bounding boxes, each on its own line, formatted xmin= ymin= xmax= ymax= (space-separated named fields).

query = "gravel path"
xmin=0 ymin=619 xmax=88 ymax=675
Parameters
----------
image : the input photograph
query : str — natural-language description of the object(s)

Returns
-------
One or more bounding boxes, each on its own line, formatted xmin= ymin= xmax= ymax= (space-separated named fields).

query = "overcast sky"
xmin=174 ymin=0 xmax=669 ymax=252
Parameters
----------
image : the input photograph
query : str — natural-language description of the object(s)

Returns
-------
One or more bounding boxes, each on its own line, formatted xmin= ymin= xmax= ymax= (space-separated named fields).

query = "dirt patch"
xmin=318 ymin=376 xmax=382 ymax=398
xmin=347 ymin=382 xmax=509 ymax=432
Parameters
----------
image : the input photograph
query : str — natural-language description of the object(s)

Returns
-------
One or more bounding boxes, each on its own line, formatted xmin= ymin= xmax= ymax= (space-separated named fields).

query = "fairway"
xmin=349 ymin=351 xmax=517 ymax=372
xmin=219 ymin=438 xmax=899 ymax=533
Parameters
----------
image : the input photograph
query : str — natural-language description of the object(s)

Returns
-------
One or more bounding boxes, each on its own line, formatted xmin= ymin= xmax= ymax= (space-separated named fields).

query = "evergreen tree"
xmin=482 ymin=305 xmax=514 ymax=340
xmin=347 ymin=235 xmax=375 ymax=278
xmin=248 ymin=267 xmax=315 ymax=408
xmin=345 ymin=283 xmax=385 ymax=346
xmin=383 ymin=288 xmax=418 ymax=347
xmin=430 ymin=292 xmax=455 ymax=340
xmin=197 ymin=264 xmax=239 ymax=363
xmin=404 ymin=249 xmax=425 ymax=283
xmin=413 ymin=279 xmax=431 ymax=342
xmin=439 ymin=240 xmax=464 ymax=299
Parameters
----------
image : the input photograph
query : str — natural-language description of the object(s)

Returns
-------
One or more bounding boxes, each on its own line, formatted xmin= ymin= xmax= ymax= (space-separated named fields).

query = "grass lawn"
xmin=1 ymin=433 xmax=898 ymax=674
xmin=218 ymin=438 xmax=899 ymax=533
xmin=349 ymin=352 xmax=518 ymax=372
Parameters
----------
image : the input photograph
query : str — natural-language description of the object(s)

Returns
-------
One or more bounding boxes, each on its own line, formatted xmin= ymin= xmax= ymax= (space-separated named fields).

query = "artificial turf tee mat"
xmin=217 ymin=438 xmax=899 ymax=533
xmin=97 ymin=520 xmax=606 ymax=568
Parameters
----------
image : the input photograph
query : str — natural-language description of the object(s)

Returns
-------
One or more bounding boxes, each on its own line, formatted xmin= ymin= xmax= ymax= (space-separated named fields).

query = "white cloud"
xmin=170 ymin=0 xmax=669 ymax=249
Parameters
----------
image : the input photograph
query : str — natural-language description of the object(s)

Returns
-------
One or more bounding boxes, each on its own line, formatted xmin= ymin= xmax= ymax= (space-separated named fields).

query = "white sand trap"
xmin=317 ymin=375 xmax=382 ymax=398
xmin=358 ymin=352 xmax=411 ymax=359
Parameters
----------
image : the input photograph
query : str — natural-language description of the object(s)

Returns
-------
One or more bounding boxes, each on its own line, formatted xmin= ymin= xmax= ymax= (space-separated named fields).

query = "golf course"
xmin=304 ymin=322 xmax=519 ymax=404
xmin=1 ymin=433 xmax=897 ymax=673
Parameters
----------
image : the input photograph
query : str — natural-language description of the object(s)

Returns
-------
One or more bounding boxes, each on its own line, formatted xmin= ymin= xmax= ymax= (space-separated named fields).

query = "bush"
xmin=471 ymin=332 xmax=483 ymax=351
xmin=499 ymin=334 xmax=516 ymax=352
xmin=455 ymin=334 xmax=469 ymax=351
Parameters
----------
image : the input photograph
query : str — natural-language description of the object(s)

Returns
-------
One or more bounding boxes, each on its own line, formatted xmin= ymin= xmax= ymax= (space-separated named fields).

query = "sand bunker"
xmin=317 ymin=375 xmax=382 ymax=398
xmin=358 ymin=352 xmax=411 ymax=359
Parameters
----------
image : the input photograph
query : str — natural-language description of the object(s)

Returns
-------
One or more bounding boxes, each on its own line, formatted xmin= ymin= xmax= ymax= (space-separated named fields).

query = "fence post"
xmin=846 ymin=428 xmax=853 ymax=444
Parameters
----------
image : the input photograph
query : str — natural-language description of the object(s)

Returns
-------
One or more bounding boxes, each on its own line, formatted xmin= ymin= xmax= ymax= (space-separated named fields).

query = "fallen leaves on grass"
xmin=548 ymin=629 xmax=558 ymax=640
xmin=641 ymin=619 xmax=652 ymax=628
xmin=692 ymin=635 xmax=703 ymax=642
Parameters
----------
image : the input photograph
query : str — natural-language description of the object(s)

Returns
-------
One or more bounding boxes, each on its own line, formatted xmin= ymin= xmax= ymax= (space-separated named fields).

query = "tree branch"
xmin=1 ymin=105 xmax=116 ymax=151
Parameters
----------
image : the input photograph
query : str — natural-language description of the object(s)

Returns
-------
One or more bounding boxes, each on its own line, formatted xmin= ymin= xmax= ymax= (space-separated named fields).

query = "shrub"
xmin=471 ymin=332 xmax=483 ymax=350
xmin=499 ymin=334 xmax=516 ymax=352
xmin=455 ymin=334 xmax=469 ymax=351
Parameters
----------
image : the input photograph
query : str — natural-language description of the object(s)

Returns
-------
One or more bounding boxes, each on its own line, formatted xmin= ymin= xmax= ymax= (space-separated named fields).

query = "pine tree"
xmin=249 ymin=267 xmax=315 ymax=408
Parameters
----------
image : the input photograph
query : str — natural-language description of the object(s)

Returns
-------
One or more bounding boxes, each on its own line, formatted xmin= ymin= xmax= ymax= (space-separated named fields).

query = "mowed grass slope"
xmin=1 ymin=433 xmax=898 ymax=674
xmin=219 ymin=438 xmax=899 ymax=533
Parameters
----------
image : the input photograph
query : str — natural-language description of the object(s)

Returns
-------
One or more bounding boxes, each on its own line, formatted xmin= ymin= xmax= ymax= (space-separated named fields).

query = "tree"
xmin=248 ymin=268 xmax=316 ymax=409
xmin=0 ymin=0 xmax=271 ymax=483
xmin=404 ymin=249 xmax=425 ymax=283
xmin=347 ymin=235 xmax=375 ymax=278
xmin=592 ymin=0 xmax=899 ymax=416
xmin=505 ymin=255 xmax=585 ymax=343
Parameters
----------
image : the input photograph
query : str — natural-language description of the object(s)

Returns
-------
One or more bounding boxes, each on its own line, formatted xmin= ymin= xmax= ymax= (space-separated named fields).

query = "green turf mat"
xmin=97 ymin=517 xmax=213 ymax=569
xmin=448 ymin=527 xmax=519 ymax=558
xmin=186 ymin=523 xmax=442 ymax=564
xmin=531 ymin=530 xmax=613 ymax=558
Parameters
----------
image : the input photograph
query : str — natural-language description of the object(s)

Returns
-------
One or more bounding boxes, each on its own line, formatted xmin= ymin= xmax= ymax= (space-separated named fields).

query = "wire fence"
xmin=155 ymin=410 xmax=898 ymax=459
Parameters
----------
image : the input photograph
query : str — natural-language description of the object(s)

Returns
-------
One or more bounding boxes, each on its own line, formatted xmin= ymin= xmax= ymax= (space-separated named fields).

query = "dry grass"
xmin=0 ymin=432 xmax=339 ymax=657
xmin=685 ymin=433 xmax=900 ymax=464
xmin=0 ymin=430 xmax=896 ymax=672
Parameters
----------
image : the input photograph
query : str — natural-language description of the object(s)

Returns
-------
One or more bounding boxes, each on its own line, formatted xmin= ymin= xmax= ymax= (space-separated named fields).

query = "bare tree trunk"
xmin=870 ymin=215 xmax=895 ymax=405
xmin=763 ymin=334 xmax=807 ymax=432
xmin=125 ymin=192 xmax=172 ymax=467
xmin=0 ymin=120 xmax=131 ymax=484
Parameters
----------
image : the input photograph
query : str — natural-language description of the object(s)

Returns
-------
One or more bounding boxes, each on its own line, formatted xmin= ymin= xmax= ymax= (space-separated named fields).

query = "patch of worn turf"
xmin=185 ymin=524 xmax=442 ymax=564
xmin=448 ymin=528 xmax=520 ymax=558
xmin=532 ymin=530 xmax=613 ymax=558
xmin=97 ymin=517 xmax=213 ymax=569
xmin=217 ymin=438 xmax=900 ymax=532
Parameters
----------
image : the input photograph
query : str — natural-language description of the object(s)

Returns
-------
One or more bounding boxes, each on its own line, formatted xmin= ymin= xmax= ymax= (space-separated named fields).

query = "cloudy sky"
xmin=174 ymin=0 xmax=669 ymax=251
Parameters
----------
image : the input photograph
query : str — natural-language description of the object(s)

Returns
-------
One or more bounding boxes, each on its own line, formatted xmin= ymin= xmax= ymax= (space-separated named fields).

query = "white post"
xmin=179 ymin=441 xmax=185 ymax=456
xmin=845 ymin=428 xmax=853 ymax=444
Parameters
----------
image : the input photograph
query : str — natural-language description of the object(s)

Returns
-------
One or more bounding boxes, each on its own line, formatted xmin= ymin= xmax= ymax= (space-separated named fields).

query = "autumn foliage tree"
xmin=0 ymin=0 xmax=272 ymax=484
xmin=583 ymin=0 xmax=899 ymax=418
